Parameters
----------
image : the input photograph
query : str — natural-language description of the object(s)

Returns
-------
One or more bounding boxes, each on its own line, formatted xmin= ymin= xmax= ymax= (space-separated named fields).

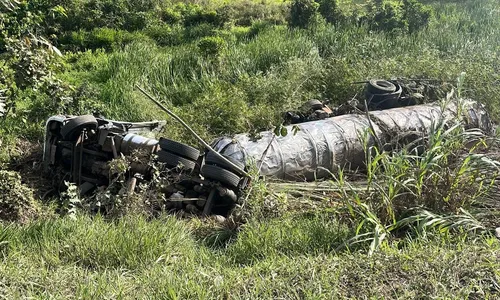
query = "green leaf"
xmin=273 ymin=126 xmax=281 ymax=136
xmin=280 ymin=126 xmax=288 ymax=137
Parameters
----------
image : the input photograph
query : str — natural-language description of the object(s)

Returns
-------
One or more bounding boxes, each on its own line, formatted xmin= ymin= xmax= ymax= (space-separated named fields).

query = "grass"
xmin=49 ymin=0 xmax=499 ymax=144
xmin=0 ymin=215 xmax=499 ymax=299
xmin=0 ymin=0 xmax=499 ymax=297
xmin=3 ymin=115 xmax=500 ymax=297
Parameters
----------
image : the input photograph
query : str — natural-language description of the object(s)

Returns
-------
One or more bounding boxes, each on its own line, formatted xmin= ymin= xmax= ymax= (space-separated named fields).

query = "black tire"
xmin=60 ymin=115 xmax=98 ymax=141
xmin=205 ymin=151 xmax=245 ymax=175
xmin=159 ymin=138 xmax=200 ymax=160
xmin=201 ymin=164 xmax=241 ymax=188
xmin=305 ymin=99 xmax=323 ymax=111
xmin=157 ymin=150 xmax=196 ymax=171
xmin=367 ymin=80 xmax=396 ymax=94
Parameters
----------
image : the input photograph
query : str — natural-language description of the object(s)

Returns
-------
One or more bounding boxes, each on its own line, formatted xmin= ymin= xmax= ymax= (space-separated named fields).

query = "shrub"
xmin=90 ymin=28 xmax=149 ymax=50
xmin=248 ymin=20 xmax=274 ymax=39
xmin=403 ymin=0 xmax=433 ymax=33
xmin=4 ymin=37 xmax=59 ymax=89
xmin=188 ymin=85 xmax=249 ymax=135
xmin=59 ymin=30 xmax=87 ymax=50
xmin=371 ymin=0 xmax=408 ymax=33
xmin=87 ymin=28 xmax=120 ymax=50
xmin=0 ymin=170 xmax=39 ymax=222
xmin=145 ymin=24 xmax=184 ymax=47
xmin=56 ymin=0 xmax=158 ymax=32
xmin=317 ymin=0 xmax=344 ymax=25
xmin=122 ymin=11 xmax=150 ymax=31
xmin=217 ymin=1 xmax=288 ymax=27
xmin=197 ymin=36 xmax=226 ymax=57
xmin=366 ymin=0 xmax=433 ymax=33
xmin=161 ymin=7 xmax=183 ymax=25
xmin=182 ymin=4 xmax=225 ymax=28
xmin=230 ymin=26 xmax=251 ymax=41
xmin=289 ymin=0 xmax=320 ymax=29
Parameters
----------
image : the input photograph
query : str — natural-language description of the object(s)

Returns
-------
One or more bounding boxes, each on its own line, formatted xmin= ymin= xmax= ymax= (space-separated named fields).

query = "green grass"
xmin=52 ymin=0 xmax=499 ymax=144
xmin=0 ymin=0 xmax=499 ymax=297
xmin=0 ymin=215 xmax=499 ymax=299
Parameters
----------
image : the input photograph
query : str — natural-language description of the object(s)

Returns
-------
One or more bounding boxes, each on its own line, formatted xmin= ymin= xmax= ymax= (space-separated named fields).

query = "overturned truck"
xmin=43 ymin=82 xmax=493 ymax=215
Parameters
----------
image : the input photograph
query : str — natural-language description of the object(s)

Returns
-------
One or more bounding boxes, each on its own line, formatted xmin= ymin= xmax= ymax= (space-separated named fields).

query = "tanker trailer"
xmin=209 ymin=99 xmax=493 ymax=181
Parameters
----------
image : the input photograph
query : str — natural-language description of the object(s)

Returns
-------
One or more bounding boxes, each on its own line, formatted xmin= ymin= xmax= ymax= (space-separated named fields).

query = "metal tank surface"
xmin=212 ymin=100 xmax=493 ymax=181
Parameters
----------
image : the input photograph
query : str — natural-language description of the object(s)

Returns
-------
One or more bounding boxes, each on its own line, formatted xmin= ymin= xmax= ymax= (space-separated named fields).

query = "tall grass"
xmin=0 ymin=213 xmax=499 ymax=298
xmin=306 ymin=100 xmax=500 ymax=254
xmin=55 ymin=0 xmax=499 ymax=146
xmin=0 ymin=1 xmax=499 ymax=297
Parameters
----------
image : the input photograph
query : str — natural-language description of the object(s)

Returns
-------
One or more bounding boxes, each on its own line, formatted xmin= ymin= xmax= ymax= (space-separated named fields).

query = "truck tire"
xmin=367 ymin=80 xmax=397 ymax=94
xmin=60 ymin=115 xmax=98 ymax=141
xmin=157 ymin=150 xmax=196 ymax=171
xmin=304 ymin=99 xmax=323 ymax=111
xmin=201 ymin=164 xmax=241 ymax=188
xmin=159 ymin=138 xmax=200 ymax=161
xmin=205 ymin=151 xmax=245 ymax=175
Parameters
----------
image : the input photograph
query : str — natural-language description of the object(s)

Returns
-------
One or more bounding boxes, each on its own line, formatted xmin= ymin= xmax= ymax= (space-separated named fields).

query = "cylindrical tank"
xmin=118 ymin=133 xmax=159 ymax=155
xmin=211 ymin=100 xmax=493 ymax=181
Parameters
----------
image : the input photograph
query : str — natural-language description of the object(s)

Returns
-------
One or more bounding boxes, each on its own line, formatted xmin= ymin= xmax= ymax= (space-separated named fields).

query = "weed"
xmin=330 ymin=100 xmax=500 ymax=254
xmin=0 ymin=170 xmax=39 ymax=223
xmin=289 ymin=0 xmax=320 ymax=28
xmin=0 ymin=1 xmax=499 ymax=297
xmin=197 ymin=36 xmax=226 ymax=57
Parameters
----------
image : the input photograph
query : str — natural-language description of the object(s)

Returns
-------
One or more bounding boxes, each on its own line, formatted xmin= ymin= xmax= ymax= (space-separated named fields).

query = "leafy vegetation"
xmin=0 ymin=0 xmax=499 ymax=297
xmin=0 ymin=215 xmax=498 ymax=298
xmin=289 ymin=0 xmax=320 ymax=28
xmin=0 ymin=170 xmax=39 ymax=223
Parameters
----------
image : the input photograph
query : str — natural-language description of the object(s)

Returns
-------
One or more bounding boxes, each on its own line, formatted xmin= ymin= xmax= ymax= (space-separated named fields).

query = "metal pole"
xmin=135 ymin=85 xmax=250 ymax=178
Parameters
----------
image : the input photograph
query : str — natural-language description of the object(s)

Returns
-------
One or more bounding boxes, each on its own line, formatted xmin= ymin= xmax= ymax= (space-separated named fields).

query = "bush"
xmin=59 ymin=30 xmax=87 ymax=50
xmin=145 ymin=24 xmax=184 ymax=47
xmin=229 ymin=26 xmax=251 ymax=41
xmin=182 ymin=4 xmax=225 ymax=28
xmin=122 ymin=11 xmax=150 ymax=31
xmin=197 ymin=36 xmax=226 ymax=57
xmin=0 ymin=170 xmax=39 ymax=222
xmin=289 ymin=0 xmax=320 ymax=29
xmin=372 ymin=0 xmax=408 ymax=33
xmin=367 ymin=0 xmax=433 ymax=33
xmin=87 ymin=28 xmax=121 ymax=50
xmin=317 ymin=0 xmax=344 ymax=25
xmin=188 ymin=86 xmax=249 ymax=135
xmin=161 ymin=7 xmax=183 ymax=25
xmin=217 ymin=1 xmax=288 ymax=27
xmin=56 ymin=0 xmax=158 ymax=32
xmin=248 ymin=20 xmax=274 ymax=39
xmin=403 ymin=0 xmax=433 ymax=33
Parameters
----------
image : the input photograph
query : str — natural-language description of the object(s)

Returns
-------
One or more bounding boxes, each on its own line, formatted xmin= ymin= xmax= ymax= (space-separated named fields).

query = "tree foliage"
xmin=289 ymin=0 xmax=320 ymax=29
xmin=367 ymin=0 xmax=434 ymax=33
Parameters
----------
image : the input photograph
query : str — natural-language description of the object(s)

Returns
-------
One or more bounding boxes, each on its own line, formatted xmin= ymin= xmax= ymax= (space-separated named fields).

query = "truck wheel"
xmin=201 ymin=164 xmax=241 ymax=188
xmin=158 ymin=150 xmax=196 ymax=171
xmin=60 ymin=115 xmax=98 ymax=141
xmin=304 ymin=99 xmax=323 ymax=111
xmin=205 ymin=151 xmax=245 ymax=175
xmin=367 ymin=80 xmax=397 ymax=94
xmin=159 ymin=138 xmax=200 ymax=161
